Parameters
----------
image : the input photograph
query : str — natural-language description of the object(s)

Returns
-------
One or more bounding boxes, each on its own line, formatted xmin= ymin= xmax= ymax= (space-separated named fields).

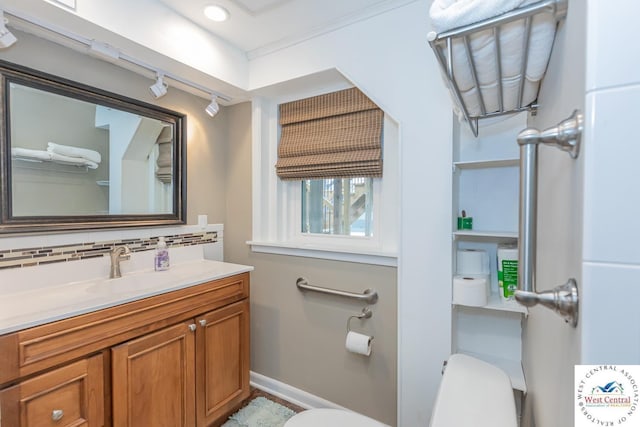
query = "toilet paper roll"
xmin=345 ymin=331 xmax=373 ymax=356
xmin=453 ymin=275 xmax=489 ymax=307
xmin=456 ymin=249 xmax=489 ymax=276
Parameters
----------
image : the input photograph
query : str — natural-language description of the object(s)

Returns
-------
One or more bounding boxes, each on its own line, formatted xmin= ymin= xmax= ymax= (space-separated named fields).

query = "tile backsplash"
xmin=0 ymin=228 xmax=218 ymax=270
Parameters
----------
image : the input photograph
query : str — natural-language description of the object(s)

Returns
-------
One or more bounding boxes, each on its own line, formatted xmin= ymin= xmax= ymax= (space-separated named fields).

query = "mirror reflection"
xmin=9 ymin=83 xmax=174 ymax=216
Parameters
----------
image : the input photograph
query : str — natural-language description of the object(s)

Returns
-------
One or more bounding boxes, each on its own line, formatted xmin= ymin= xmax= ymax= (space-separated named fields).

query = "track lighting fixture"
xmin=205 ymin=94 xmax=220 ymax=117
xmin=149 ymin=73 xmax=168 ymax=99
xmin=0 ymin=12 xmax=17 ymax=48
xmin=1 ymin=8 xmax=232 ymax=103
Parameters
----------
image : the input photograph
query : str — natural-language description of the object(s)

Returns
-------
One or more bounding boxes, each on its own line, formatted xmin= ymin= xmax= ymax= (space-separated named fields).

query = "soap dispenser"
xmin=154 ymin=236 xmax=170 ymax=271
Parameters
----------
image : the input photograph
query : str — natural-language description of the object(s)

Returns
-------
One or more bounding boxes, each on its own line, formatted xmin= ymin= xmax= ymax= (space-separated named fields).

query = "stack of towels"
xmin=429 ymin=0 xmax=556 ymax=117
xmin=12 ymin=142 xmax=102 ymax=169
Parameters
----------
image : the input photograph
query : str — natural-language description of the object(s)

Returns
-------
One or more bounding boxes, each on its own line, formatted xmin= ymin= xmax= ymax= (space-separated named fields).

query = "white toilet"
xmin=284 ymin=353 xmax=517 ymax=427
xmin=284 ymin=408 xmax=388 ymax=427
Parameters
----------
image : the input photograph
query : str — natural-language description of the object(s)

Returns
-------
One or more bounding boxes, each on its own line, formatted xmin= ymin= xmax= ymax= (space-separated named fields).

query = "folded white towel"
xmin=429 ymin=0 xmax=538 ymax=33
xmin=47 ymin=142 xmax=101 ymax=164
xmin=447 ymin=12 xmax=555 ymax=91
xmin=12 ymin=147 xmax=99 ymax=169
xmin=459 ymin=75 xmax=539 ymax=117
xmin=11 ymin=147 xmax=51 ymax=161
xmin=48 ymin=152 xmax=99 ymax=169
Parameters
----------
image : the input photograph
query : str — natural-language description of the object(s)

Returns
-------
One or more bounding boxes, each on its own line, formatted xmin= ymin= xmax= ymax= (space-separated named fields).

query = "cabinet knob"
xmin=51 ymin=409 xmax=64 ymax=421
xmin=188 ymin=323 xmax=197 ymax=332
xmin=199 ymin=319 xmax=207 ymax=327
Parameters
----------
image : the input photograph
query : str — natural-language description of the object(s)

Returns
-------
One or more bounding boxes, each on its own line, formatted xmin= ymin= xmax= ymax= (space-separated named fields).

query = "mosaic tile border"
xmin=0 ymin=231 xmax=218 ymax=270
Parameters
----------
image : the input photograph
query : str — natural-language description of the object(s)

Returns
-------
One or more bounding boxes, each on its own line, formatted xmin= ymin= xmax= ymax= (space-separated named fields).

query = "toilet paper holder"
xmin=347 ymin=307 xmax=373 ymax=333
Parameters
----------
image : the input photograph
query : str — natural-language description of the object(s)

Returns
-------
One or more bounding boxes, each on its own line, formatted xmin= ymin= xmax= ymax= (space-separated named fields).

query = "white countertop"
xmin=0 ymin=246 xmax=252 ymax=335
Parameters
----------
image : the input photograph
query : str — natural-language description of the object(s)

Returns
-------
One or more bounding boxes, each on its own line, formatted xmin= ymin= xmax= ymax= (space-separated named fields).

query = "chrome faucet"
xmin=109 ymin=245 xmax=131 ymax=279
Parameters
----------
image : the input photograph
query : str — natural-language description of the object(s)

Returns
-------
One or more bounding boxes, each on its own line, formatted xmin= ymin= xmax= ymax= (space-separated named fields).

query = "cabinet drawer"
xmin=0 ymin=354 xmax=104 ymax=427
xmin=0 ymin=272 xmax=249 ymax=384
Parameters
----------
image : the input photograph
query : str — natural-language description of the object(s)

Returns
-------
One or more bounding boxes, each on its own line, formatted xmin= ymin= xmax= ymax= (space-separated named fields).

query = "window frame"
xmin=248 ymin=93 xmax=398 ymax=266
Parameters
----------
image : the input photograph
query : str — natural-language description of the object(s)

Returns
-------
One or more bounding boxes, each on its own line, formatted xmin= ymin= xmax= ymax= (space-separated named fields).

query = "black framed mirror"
xmin=0 ymin=60 xmax=186 ymax=233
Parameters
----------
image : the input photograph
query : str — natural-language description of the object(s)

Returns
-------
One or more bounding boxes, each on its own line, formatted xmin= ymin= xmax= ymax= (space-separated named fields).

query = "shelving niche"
xmin=451 ymin=113 xmax=528 ymax=393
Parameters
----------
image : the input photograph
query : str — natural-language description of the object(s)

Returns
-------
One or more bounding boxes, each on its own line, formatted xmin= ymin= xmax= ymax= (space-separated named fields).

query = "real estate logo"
xmin=575 ymin=365 xmax=639 ymax=426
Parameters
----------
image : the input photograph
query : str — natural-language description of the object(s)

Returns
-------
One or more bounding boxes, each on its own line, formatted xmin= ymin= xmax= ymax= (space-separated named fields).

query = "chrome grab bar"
xmin=296 ymin=277 xmax=379 ymax=304
xmin=513 ymin=110 xmax=582 ymax=327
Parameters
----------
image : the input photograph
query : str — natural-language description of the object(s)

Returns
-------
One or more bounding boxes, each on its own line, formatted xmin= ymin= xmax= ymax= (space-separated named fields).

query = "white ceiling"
xmin=157 ymin=0 xmax=414 ymax=56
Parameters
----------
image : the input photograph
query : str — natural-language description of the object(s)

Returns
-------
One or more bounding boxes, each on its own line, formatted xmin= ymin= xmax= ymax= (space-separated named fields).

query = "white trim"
xmin=246 ymin=0 xmax=418 ymax=60
xmin=45 ymin=0 xmax=76 ymax=11
xmin=247 ymin=241 xmax=397 ymax=266
xmin=250 ymin=371 xmax=348 ymax=411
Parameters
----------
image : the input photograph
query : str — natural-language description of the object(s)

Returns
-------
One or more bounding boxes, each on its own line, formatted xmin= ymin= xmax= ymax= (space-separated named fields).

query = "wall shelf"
xmin=454 ymin=230 xmax=518 ymax=240
xmin=451 ymin=112 xmax=526 ymax=396
xmin=453 ymin=158 xmax=519 ymax=170
xmin=454 ymin=293 xmax=528 ymax=316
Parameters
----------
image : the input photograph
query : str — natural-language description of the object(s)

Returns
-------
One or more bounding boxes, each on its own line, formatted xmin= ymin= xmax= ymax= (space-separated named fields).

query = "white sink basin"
xmin=85 ymin=271 xmax=170 ymax=295
xmin=0 ymin=254 xmax=253 ymax=335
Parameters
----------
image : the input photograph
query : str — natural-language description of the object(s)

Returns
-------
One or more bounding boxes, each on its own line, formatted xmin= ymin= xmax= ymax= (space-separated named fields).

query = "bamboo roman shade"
xmin=275 ymin=87 xmax=383 ymax=180
xmin=155 ymin=126 xmax=172 ymax=184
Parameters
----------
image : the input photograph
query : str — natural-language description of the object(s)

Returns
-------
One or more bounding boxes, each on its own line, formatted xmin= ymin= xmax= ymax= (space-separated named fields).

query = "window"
xmin=302 ymin=177 xmax=374 ymax=237
xmin=249 ymin=86 xmax=398 ymax=266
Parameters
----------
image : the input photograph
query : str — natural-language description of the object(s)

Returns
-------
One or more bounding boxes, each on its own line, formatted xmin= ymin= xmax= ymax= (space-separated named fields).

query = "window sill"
xmin=246 ymin=241 xmax=397 ymax=267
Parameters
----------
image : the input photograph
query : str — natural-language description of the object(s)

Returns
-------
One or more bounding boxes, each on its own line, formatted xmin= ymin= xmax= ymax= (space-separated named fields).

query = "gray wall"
xmin=522 ymin=1 xmax=586 ymax=426
xmin=1 ymin=30 xmax=229 ymax=225
xmin=224 ymin=102 xmax=398 ymax=425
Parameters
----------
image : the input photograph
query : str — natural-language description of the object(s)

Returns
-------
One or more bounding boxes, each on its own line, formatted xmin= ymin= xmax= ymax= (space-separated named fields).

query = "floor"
xmin=241 ymin=387 xmax=306 ymax=413
xmin=215 ymin=387 xmax=305 ymax=426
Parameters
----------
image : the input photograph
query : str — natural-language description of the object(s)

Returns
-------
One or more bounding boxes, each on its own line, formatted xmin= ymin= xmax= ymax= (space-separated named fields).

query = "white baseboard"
xmin=250 ymin=371 xmax=348 ymax=411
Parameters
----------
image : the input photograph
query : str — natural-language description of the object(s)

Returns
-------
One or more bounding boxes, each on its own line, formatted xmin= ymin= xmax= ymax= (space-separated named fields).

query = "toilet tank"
xmin=429 ymin=354 xmax=518 ymax=427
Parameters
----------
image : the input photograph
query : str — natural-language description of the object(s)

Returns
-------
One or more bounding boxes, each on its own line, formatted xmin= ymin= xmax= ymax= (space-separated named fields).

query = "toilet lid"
xmin=285 ymin=408 xmax=387 ymax=427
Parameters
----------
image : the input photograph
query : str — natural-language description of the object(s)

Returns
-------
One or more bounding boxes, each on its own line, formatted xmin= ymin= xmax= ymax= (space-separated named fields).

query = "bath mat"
xmin=222 ymin=396 xmax=296 ymax=427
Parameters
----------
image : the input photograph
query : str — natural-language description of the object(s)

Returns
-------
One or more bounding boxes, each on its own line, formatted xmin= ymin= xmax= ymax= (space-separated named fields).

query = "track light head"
xmin=149 ymin=73 xmax=168 ymax=99
xmin=0 ymin=13 xmax=17 ymax=48
xmin=205 ymin=95 xmax=219 ymax=117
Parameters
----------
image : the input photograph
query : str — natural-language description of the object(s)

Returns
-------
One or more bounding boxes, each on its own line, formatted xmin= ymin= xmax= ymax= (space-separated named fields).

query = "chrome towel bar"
xmin=514 ymin=110 xmax=582 ymax=327
xmin=296 ymin=277 xmax=379 ymax=304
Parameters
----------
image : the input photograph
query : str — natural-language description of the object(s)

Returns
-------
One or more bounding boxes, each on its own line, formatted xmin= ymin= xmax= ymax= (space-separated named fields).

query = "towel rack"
xmin=427 ymin=0 xmax=568 ymax=136
xmin=12 ymin=158 xmax=91 ymax=174
xmin=296 ymin=277 xmax=379 ymax=304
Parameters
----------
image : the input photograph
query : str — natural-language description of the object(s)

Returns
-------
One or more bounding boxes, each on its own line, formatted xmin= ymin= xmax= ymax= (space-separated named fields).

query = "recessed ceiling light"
xmin=204 ymin=5 xmax=229 ymax=22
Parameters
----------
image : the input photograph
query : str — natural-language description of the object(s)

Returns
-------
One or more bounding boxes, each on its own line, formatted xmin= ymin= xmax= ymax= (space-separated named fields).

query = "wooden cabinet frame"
xmin=0 ymin=272 xmax=250 ymax=427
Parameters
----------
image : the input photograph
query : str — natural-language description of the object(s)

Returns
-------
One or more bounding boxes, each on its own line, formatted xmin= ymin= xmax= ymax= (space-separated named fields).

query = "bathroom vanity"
xmin=0 ymin=260 xmax=251 ymax=427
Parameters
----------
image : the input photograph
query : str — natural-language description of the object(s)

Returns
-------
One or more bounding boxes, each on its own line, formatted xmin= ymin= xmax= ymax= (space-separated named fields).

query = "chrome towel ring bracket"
xmin=514 ymin=110 xmax=582 ymax=327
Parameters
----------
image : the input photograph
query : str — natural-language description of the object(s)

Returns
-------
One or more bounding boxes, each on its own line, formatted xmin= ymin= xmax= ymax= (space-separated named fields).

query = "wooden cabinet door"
xmin=196 ymin=299 xmax=250 ymax=427
xmin=112 ymin=321 xmax=196 ymax=427
xmin=0 ymin=354 xmax=104 ymax=427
